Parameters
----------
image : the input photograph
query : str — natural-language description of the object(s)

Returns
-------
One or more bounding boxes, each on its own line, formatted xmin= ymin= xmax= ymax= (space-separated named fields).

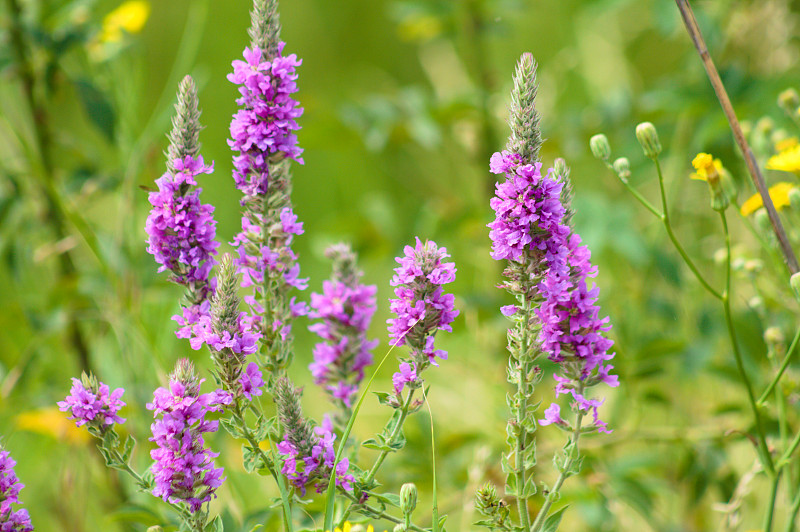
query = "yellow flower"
xmin=767 ymin=143 xmax=800 ymax=173
xmin=740 ymin=181 xmax=796 ymax=216
xmin=99 ymin=1 xmax=150 ymax=44
xmin=328 ymin=523 xmax=382 ymax=532
xmin=690 ymin=152 xmax=723 ymax=181
xmin=775 ymin=137 xmax=799 ymax=152
xmin=16 ymin=407 xmax=90 ymax=444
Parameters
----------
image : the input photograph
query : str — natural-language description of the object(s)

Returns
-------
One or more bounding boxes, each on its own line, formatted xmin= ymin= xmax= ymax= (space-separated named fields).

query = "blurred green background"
xmin=2 ymin=0 xmax=800 ymax=530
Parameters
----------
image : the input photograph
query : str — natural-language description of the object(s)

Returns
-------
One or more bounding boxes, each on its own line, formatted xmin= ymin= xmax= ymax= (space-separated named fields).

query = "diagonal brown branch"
xmin=675 ymin=0 xmax=799 ymax=275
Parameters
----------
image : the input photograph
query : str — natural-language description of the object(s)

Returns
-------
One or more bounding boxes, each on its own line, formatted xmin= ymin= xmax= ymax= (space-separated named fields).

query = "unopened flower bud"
xmin=400 ymin=482 xmax=418 ymax=515
xmin=755 ymin=209 xmax=771 ymax=232
xmin=791 ymin=272 xmax=800 ymax=301
xmin=590 ymin=134 xmax=611 ymax=161
xmin=789 ymin=188 xmax=800 ymax=212
xmin=612 ymin=157 xmax=631 ymax=183
xmin=635 ymin=122 xmax=661 ymax=159
xmin=765 ymin=326 xmax=785 ymax=349
xmin=779 ymin=88 xmax=800 ymax=112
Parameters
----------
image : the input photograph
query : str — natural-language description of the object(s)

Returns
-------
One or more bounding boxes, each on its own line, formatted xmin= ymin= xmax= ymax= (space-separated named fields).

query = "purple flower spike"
xmin=488 ymin=151 xmax=617 ymax=433
xmin=309 ymin=244 xmax=378 ymax=409
xmin=147 ymin=360 xmax=231 ymax=513
xmin=0 ymin=449 xmax=33 ymax=532
xmin=58 ymin=375 xmax=126 ymax=430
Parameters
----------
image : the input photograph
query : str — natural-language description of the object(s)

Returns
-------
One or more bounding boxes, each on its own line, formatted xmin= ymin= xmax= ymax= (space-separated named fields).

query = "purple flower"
xmin=538 ymin=403 xmax=566 ymax=428
xmin=277 ymin=415 xmax=354 ymax=495
xmin=489 ymin=150 xmax=617 ymax=433
xmin=147 ymin=366 xmax=232 ymax=513
xmin=0 ymin=449 xmax=33 ymax=532
xmin=58 ymin=376 xmax=126 ymax=429
xmin=145 ymin=155 xmax=219 ymax=340
xmin=387 ymin=238 xmax=459 ymax=378
xmin=308 ymin=250 xmax=379 ymax=408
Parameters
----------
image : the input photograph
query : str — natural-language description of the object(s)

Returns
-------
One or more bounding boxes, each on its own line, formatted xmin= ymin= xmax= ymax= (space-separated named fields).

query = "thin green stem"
xmin=763 ymin=471 xmax=782 ymax=532
xmin=758 ymin=327 xmax=800 ymax=406
xmin=720 ymin=211 xmax=775 ymax=476
xmin=786 ymin=486 xmax=800 ymax=532
xmin=365 ymin=389 xmax=416 ymax=484
xmin=530 ymin=400 xmax=585 ymax=531
xmin=231 ymin=401 xmax=293 ymax=532
xmin=339 ymin=490 xmax=426 ymax=532
xmin=654 ymin=158 xmax=723 ymax=300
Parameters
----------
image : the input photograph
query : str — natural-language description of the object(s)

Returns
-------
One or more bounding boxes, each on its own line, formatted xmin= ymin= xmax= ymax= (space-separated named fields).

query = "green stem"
xmin=654 ymin=158 xmax=723 ymax=300
xmin=365 ymin=389 xmax=416 ymax=485
xmin=763 ymin=471 xmax=782 ymax=532
xmin=758 ymin=327 xmax=800 ymax=406
xmin=231 ymin=401 xmax=293 ymax=532
xmin=339 ymin=490 xmax=426 ymax=532
xmin=530 ymin=400 xmax=585 ymax=531
xmin=786 ymin=486 xmax=800 ymax=532
xmin=720 ymin=211 xmax=775 ymax=476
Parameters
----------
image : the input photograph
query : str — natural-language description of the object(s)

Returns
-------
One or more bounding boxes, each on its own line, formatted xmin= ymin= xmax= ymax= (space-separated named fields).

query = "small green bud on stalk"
xmin=400 ymin=483 xmax=418 ymax=515
xmin=755 ymin=209 xmax=771 ymax=233
xmin=635 ymin=122 xmax=661 ymax=159
xmin=789 ymin=187 xmax=800 ymax=212
xmin=779 ymin=88 xmax=800 ymax=112
xmin=612 ymin=157 xmax=631 ymax=183
xmin=589 ymin=134 xmax=611 ymax=161
xmin=791 ymin=272 xmax=800 ymax=302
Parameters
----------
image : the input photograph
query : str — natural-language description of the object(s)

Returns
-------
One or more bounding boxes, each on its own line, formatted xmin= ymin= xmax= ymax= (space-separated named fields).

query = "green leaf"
xmin=73 ymin=78 xmax=116 ymax=141
xmin=541 ymin=505 xmax=568 ymax=532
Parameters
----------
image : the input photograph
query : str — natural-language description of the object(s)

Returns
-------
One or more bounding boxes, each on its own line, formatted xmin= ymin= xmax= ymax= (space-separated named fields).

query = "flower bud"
xmin=764 ymin=326 xmax=785 ymax=349
xmin=755 ymin=209 xmax=771 ymax=233
xmin=635 ymin=122 xmax=661 ymax=159
xmin=590 ymin=134 xmax=611 ymax=161
xmin=612 ymin=157 xmax=631 ymax=183
xmin=779 ymin=88 xmax=800 ymax=112
xmin=791 ymin=272 xmax=800 ymax=301
xmin=400 ymin=482 xmax=418 ymax=515
xmin=789 ymin=187 xmax=800 ymax=212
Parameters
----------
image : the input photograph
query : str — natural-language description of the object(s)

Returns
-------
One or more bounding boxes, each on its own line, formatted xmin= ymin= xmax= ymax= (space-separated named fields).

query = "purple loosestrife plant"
xmin=477 ymin=53 xmax=618 ymax=532
xmin=145 ymin=76 xmax=220 ymax=341
xmin=0 ymin=449 xmax=33 ymax=532
xmin=309 ymin=243 xmax=378 ymax=417
xmin=147 ymin=360 xmax=231 ymax=526
xmin=274 ymin=377 xmax=354 ymax=495
xmin=228 ymin=0 xmax=307 ymax=377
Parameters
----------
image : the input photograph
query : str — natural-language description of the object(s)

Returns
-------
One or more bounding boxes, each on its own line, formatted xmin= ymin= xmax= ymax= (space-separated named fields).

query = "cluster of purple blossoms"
xmin=308 ymin=248 xmax=378 ymax=408
xmin=277 ymin=416 xmax=354 ymax=495
xmin=489 ymin=152 xmax=618 ymax=433
xmin=58 ymin=376 xmax=126 ymax=429
xmin=0 ymin=450 xmax=32 ymax=532
xmin=387 ymin=238 xmax=459 ymax=394
xmin=147 ymin=366 xmax=232 ymax=513
xmin=228 ymin=44 xmax=303 ymax=196
xmin=227 ymin=42 xmax=308 ymax=361
xmin=145 ymin=155 xmax=220 ymax=338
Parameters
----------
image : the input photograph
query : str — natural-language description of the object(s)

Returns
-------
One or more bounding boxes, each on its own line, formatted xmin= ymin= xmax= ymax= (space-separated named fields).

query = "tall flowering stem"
xmin=228 ymin=0 xmax=307 ymax=379
xmin=0 ymin=448 xmax=33 ymax=532
xmin=482 ymin=54 xmax=618 ymax=531
xmin=147 ymin=360 xmax=231 ymax=531
xmin=145 ymin=75 xmax=219 ymax=340
xmin=309 ymin=243 xmax=378 ymax=420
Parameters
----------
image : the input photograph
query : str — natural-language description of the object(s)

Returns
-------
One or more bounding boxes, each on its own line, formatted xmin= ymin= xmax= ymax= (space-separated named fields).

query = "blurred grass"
xmin=2 ymin=0 xmax=800 ymax=530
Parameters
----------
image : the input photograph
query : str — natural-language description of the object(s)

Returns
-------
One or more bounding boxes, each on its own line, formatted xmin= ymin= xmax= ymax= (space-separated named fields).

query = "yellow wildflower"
xmin=328 ymin=523 xmax=382 ymax=532
xmin=16 ymin=407 xmax=90 ymax=444
xmin=99 ymin=1 xmax=150 ymax=44
xmin=740 ymin=182 xmax=796 ymax=216
xmin=767 ymin=143 xmax=800 ymax=173
xmin=690 ymin=152 xmax=723 ymax=181
xmin=775 ymin=137 xmax=799 ymax=153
